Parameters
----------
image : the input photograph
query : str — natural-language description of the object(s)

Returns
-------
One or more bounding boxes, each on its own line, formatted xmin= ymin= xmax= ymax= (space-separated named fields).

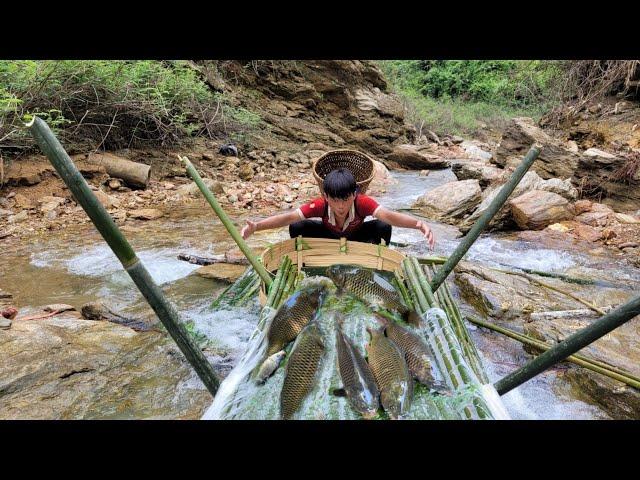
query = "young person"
xmin=241 ymin=168 xmax=435 ymax=249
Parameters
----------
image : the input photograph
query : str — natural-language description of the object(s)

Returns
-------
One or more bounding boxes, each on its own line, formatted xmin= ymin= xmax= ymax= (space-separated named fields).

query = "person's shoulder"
xmin=357 ymin=194 xmax=379 ymax=206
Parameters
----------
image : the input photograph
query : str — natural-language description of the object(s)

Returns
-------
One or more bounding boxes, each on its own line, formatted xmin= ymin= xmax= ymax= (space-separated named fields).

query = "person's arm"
xmin=374 ymin=207 xmax=435 ymax=249
xmin=241 ymin=210 xmax=302 ymax=240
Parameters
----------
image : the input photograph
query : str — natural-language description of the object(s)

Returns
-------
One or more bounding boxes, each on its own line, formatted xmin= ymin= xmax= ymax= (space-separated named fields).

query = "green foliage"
xmin=0 ymin=60 xmax=261 ymax=151
xmin=378 ymin=60 xmax=562 ymax=136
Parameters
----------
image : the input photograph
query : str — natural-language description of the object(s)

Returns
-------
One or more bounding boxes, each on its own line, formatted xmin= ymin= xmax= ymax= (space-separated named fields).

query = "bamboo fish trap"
xmin=258 ymin=236 xmax=406 ymax=305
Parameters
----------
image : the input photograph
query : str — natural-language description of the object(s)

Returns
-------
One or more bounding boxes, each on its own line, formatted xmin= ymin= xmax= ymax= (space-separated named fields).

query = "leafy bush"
xmin=378 ymin=60 xmax=562 ymax=135
xmin=0 ymin=60 xmax=262 ymax=153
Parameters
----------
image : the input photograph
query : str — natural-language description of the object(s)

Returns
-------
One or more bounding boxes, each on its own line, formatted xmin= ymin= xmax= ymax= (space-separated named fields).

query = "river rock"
xmin=177 ymin=178 xmax=224 ymax=197
xmin=574 ymin=148 xmax=640 ymax=212
xmin=387 ymin=145 xmax=450 ymax=170
xmin=44 ymin=304 xmax=76 ymax=313
xmin=510 ymin=190 xmax=575 ymax=230
xmin=129 ymin=209 xmax=164 ymax=220
xmin=460 ymin=171 xmax=544 ymax=232
xmin=460 ymin=141 xmax=493 ymax=162
xmin=8 ymin=210 xmax=28 ymax=223
xmin=572 ymin=223 xmax=603 ymax=242
xmin=195 ymin=263 xmax=247 ymax=282
xmin=412 ymin=179 xmax=482 ymax=222
xmin=494 ymin=117 xmax=580 ymax=179
xmin=537 ymin=177 xmax=578 ymax=200
xmin=451 ymin=161 xmax=503 ymax=187
xmin=0 ymin=208 xmax=13 ymax=217
xmin=615 ymin=213 xmax=640 ymax=224
xmin=0 ymin=314 xmax=211 ymax=419
xmin=94 ymin=190 xmax=120 ymax=209
xmin=574 ymin=200 xmax=593 ymax=215
xmin=575 ymin=210 xmax=612 ymax=227
xmin=523 ymin=311 xmax=640 ymax=419
xmin=368 ymin=160 xmax=398 ymax=193
xmin=238 ymin=164 xmax=254 ymax=181
xmin=13 ymin=193 xmax=36 ymax=210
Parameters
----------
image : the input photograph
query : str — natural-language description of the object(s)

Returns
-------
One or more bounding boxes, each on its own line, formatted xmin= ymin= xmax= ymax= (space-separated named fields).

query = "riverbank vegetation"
xmin=0 ymin=60 xmax=261 ymax=154
xmin=378 ymin=60 xmax=562 ymax=135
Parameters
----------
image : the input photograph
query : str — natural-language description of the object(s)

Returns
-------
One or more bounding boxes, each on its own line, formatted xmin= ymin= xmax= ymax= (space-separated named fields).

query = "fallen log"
xmin=81 ymin=301 xmax=160 ymax=332
xmin=85 ymin=152 xmax=151 ymax=188
xmin=528 ymin=307 xmax=615 ymax=321
xmin=177 ymin=253 xmax=248 ymax=266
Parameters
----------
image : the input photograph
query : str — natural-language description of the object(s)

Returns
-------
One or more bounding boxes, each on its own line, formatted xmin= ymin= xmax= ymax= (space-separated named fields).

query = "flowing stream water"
xmin=2 ymin=169 xmax=638 ymax=419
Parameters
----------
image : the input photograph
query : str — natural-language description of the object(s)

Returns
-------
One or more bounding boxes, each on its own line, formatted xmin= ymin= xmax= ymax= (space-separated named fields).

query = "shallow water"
xmin=1 ymin=169 xmax=638 ymax=419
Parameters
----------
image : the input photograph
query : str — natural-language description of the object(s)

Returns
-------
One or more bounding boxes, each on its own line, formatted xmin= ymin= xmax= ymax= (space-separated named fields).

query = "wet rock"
xmin=523 ymin=312 xmax=640 ymax=419
xmin=8 ymin=210 xmax=28 ymax=223
xmin=218 ymin=144 xmax=238 ymax=156
xmin=451 ymin=161 xmax=503 ymax=187
xmin=0 ymin=315 xmax=210 ymax=419
xmin=419 ymin=170 xmax=430 ymax=177
xmin=238 ymin=164 xmax=254 ymax=181
xmin=494 ymin=117 xmax=580 ymax=179
xmin=412 ymin=179 xmax=482 ymax=222
xmin=129 ymin=209 xmax=164 ymax=220
xmin=195 ymin=263 xmax=247 ymax=282
xmin=44 ymin=304 xmax=76 ymax=313
xmin=387 ymin=145 xmax=450 ymax=170
xmin=510 ymin=190 xmax=575 ymax=230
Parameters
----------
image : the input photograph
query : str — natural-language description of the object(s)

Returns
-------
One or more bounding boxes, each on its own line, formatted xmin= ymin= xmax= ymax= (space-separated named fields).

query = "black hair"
xmin=323 ymin=168 xmax=357 ymax=199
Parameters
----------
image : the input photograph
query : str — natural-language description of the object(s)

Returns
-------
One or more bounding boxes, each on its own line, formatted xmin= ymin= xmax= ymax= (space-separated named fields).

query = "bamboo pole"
xmin=27 ymin=117 xmax=221 ymax=397
xmin=429 ymin=145 xmax=541 ymax=293
xmin=488 ymin=267 xmax=607 ymax=315
xmin=468 ymin=316 xmax=640 ymax=390
xmin=179 ymin=155 xmax=273 ymax=288
xmin=494 ymin=293 xmax=640 ymax=395
xmin=265 ymin=256 xmax=289 ymax=308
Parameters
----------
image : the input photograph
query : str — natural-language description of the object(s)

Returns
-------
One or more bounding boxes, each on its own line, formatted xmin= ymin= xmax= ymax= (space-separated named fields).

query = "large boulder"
xmin=510 ymin=190 xmax=575 ymax=230
xmin=494 ymin=117 xmax=580 ymax=179
xmin=451 ymin=160 xmax=503 ymax=187
xmin=368 ymin=159 xmax=398 ymax=193
xmin=412 ymin=179 xmax=481 ymax=223
xmin=573 ymin=148 xmax=640 ymax=212
xmin=386 ymin=145 xmax=450 ymax=170
xmin=460 ymin=171 xmax=544 ymax=231
xmin=0 ymin=315 xmax=210 ymax=419
xmin=523 ymin=311 xmax=640 ymax=419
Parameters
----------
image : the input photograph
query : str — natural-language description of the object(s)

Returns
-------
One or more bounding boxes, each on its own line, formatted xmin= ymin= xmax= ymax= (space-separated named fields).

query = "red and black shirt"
xmin=296 ymin=195 xmax=381 ymax=236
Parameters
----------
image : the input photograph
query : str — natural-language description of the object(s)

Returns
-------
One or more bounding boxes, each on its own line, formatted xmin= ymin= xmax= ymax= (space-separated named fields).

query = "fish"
xmin=280 ymin=322 xmax=325 ymax=420
xmin=254 ymin=350 xmax=286 ymax=385
xmin=265 ymin=284 xmax=327 ymax=357
xmin=326 ymin=264 xmax=420 ymax=327
xmin=375 ymin=313 xmax=448 ymax=392
xmin=335 ymin=318 xmax=380 ymax=419
xmin=365 ymin=326 xmax=413 ymax=419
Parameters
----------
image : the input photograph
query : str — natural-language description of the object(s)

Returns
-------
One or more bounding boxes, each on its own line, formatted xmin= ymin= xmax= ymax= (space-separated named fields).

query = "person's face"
xmin=325 ymin=193 xmax=355 ymax=218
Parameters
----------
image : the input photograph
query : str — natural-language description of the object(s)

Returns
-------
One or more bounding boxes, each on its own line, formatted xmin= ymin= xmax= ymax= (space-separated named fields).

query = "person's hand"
xmin=241 ymin=220 xmax=257 ymax=240
xmin=416 ymin=220 xmax=435 ymax=250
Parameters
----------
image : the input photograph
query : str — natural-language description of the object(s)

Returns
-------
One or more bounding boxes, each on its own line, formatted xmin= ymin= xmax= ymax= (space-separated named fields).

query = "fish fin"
xmin=331 ymin=388 xmax=347 ymax=397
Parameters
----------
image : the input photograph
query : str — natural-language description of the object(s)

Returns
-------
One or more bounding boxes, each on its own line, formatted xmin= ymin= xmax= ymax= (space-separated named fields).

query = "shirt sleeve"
xmin=356 ymin=195 xmax=380 ymax=217
xmin=298 ymin=198 xmax=326 ymax=219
